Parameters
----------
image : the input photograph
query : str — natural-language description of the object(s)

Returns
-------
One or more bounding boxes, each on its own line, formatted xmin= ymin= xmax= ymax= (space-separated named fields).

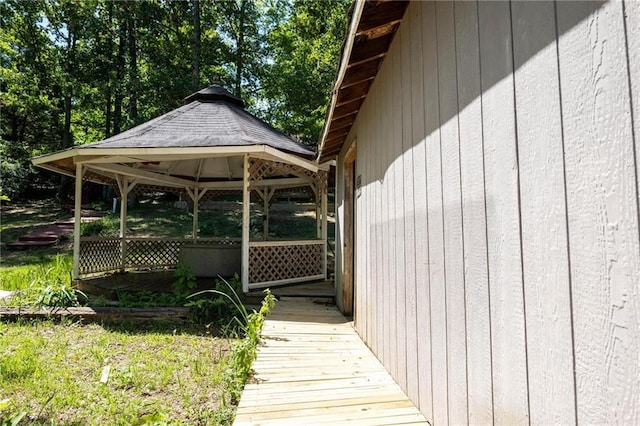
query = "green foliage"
xmin=0 ymin=143 xmax=32 ymax=200
xmin=0 ymin=399 xmax=26 ymax=426
xmin=36 ymin=281 xmax=86 ymax=309
xmin=2 ymin=258 xmax=87 ymax=309
xmin=0 ymin=254 xmax=74 ymax=307
xmin=224 ymin=289 xmax=276 ymax=404
xmin=262 ymin=0 xmax=350 ymax=145
xmin=1 ymin=0 xmax=348 ymax=199
xmin=115 ymin=291 xmax=180 ymax=309
xmin=189 ymin=278 xmax=276 ymax=405
xmin=80 ymin=214 xmax=119 ymax=237
xmin=171 ymin=263 xmax=197 ymax=300
xmin=185 ymin=274 xmax=244 ymax=326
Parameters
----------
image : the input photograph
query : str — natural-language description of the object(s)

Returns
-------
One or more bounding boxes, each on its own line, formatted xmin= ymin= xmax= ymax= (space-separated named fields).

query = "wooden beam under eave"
xmin=348 ymin=33 xmax=394 ymax=67
xmin=318 ymin=150 xmax=341 ymax=163
xmin=326 ymin=127 xmax=350 ymax=142
xmin=333 ymin=98 xmax=364 ymax=120
xmin=336 ymin=94 xmax=367 ymax=109
xmin=321 ymin=143 xmax=347 ymax=160
xmin=342 ymin=58 xmax=381 ymax=88
xmin=357 ymin=1 xmax=408 ymax=34
xmin=336 ymin=79 xmax=372 ymax=107
xmin=322 ymin=144 xmax=345 ymax=157
xmin=329 ymin=115 xmax=357 ymax=132
xmin=330 ymin=108 xmax=359 ymax=122
xmin=357 ymin=21 xmax=403 ymax=41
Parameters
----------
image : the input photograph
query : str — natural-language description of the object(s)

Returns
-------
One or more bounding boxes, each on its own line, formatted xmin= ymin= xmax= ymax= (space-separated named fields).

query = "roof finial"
xmin=211 ymin=74 xmax=221 ymax=86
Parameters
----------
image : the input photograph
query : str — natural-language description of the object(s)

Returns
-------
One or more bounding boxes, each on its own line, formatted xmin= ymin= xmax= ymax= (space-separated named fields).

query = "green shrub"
xmin=36 ymin=280 xmax=87 ymax=310
xmin=189 ymin=279 xmax=276 ymax=405
xmin=1 ymin=255 xmax=77 ymax=307
xmin=116 ymin=290 xmax=181 ymax=308
xmin=184 ymin=274 xmax=243 ymax=326
xmin=80 ymin=215 xmax=119 ymax=237
xmin=172 ymin=264 xmax=197 ymax=301
xmin=224 ymin=289 xmax=276 ymax=404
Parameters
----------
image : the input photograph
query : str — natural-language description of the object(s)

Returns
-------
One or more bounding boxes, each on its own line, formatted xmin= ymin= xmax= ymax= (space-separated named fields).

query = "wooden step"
xmin=6 ymin=240 xmax=56 ymax=250
xmin=0 ymin=306 xmax=189 ymax=323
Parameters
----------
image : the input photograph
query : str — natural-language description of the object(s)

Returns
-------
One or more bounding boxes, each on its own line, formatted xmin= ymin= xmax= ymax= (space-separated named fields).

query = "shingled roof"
xmin=33 ymin=84 xmax=318 ymax=183
xmin=82 ymin=84 xmax=314 ymax=157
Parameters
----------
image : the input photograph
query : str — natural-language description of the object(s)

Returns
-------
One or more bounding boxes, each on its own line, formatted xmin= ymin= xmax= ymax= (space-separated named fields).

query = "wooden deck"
xmin=77 ymin=272 xmax=334 ymax=301
xmin=234 ymin=298 xmax=428 ymax=425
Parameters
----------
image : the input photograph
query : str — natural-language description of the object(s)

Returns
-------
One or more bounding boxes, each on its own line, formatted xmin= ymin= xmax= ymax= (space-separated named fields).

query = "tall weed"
xmin=188 ymin=278 xmax=276 ymax=405
xmin=0 ymin=255 xmax=87 ymax=308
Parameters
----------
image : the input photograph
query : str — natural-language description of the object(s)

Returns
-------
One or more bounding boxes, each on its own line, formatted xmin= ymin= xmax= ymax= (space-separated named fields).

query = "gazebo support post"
xmin=321 ymin=178 xmax=328 ymax=280
xmin=258 ymin=188 xmax=274 ymax=241
xmin=72 ymin=163 xmax=83 ymax=280
xmin=117 ymin=176 xmax=129 ymax=272
xmin=263 ymin=190 xmax=269 ymax=241
xmin=241 ymin=154 xmax=250 ymax=293
xmin=315 ymin=187 xmax=321 ymax=238
xmin=192 ymin=187 xmax=199 ymax=242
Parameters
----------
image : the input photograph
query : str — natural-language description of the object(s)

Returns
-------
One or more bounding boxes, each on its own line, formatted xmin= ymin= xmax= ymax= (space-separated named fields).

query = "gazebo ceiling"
xmin=33 ymin=84 xmax=318 ymax=186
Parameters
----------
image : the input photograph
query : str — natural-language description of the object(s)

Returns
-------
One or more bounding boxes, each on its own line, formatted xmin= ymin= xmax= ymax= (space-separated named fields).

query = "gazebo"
xmin=33 ymin=84 xmax=329 ymax=293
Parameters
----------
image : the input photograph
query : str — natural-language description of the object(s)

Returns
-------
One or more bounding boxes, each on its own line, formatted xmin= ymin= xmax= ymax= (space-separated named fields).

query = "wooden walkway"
xmin=234 ymin=298 xmax=428 ymax=425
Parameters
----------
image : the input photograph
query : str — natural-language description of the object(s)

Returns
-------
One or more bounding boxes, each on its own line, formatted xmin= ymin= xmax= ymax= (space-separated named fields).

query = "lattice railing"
xmin=79 ymin=238 xmax=121 ymax=275
xmin=248 ymin=240 xmax=324 ymax=287
xmin=79 ymin=237 xmax=240 ymax=276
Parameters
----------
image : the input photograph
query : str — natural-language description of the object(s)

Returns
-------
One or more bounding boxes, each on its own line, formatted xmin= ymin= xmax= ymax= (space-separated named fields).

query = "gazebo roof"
xmin=83 ymin=85 xmax=312 ymax=156
xmin=33 ymin=84 xmax=319 ymax=185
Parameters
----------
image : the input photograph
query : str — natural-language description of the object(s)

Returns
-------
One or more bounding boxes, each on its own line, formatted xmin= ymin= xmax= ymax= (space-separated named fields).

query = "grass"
xmin=0 ymin=255 xmax=74 ymax=307
xmin=0 ymin=198 xmax=285 ymax=424
xmin=0 ymin=320 xmax=234 ymax=425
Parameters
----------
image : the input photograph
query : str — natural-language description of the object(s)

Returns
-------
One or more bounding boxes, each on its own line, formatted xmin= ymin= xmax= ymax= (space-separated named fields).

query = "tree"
xmin=0 ymin=0 xmax=348 ymax=200
xmin=261 ymin=0 xmax=350 ymax=146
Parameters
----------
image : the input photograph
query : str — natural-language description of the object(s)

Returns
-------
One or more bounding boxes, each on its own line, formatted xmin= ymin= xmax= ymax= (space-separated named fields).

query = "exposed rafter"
xmin=317 ymin=0 xmax=408 ymax=162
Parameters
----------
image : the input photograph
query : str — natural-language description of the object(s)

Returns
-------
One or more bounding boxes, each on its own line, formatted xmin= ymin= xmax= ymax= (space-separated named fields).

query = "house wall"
xmin=334 ymin=1 xmax=640 ymax=423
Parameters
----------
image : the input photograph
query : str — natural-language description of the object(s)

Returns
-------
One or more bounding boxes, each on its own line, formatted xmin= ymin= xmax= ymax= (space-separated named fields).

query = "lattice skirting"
xmin=79 ymin=238 xmax=240 ymax=276
xmin=249 ymin=241 xmax=324 ymax=285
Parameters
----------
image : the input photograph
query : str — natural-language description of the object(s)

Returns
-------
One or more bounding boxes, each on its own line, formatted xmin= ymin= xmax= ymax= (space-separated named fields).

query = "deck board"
xmin=234 ymin=298 xmax=428 ymax=425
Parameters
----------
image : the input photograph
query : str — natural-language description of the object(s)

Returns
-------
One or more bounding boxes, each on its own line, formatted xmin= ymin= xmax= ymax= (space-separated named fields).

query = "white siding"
xmin=334 ymin=0 xmax=640 ymax=423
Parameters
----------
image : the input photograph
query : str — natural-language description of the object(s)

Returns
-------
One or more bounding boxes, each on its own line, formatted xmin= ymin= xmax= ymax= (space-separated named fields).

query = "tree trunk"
xmin=192 ymin=0 xmax=201 ymax=88
xmin=235 ymin=0 xmax=246 ymax=98
xmin=58 ymin=89 xmax=73 ymax=200
xmin=128 ymin=12 xmax=138 ymax=123
xmin=113 ymin=16 xmax=126 ymax=135
xmin=105 ymin=2 xmax=114 ymax=137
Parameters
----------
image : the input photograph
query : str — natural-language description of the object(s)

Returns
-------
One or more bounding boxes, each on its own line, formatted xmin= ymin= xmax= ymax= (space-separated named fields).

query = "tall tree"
xmin=192 ymin=0 xmax=201 ymax=88
xmin=262 ymin=0 xmax=350 ymax=145
xmin=1 ymin=0 xmax=348 ymax=199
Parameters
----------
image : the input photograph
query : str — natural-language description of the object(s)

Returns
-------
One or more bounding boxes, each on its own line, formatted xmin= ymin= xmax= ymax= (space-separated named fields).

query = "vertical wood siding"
xmin=335 ymin=0 xmax=640 ymax=423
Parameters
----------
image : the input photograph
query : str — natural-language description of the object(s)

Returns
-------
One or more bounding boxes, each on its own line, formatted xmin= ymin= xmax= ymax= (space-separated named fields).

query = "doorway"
xmin=342 ymin=144 xmax=356 ymax=316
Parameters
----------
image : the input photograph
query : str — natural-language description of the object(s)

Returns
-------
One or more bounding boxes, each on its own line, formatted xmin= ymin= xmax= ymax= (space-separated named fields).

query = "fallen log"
xmin=0 ymin=306 xmax=190 ymax=323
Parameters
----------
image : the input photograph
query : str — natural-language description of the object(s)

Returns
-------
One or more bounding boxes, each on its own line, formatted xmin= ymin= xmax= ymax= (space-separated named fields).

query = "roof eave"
xmin=32 ymin=144 xmax=320 ymax=183
xmin=317 ymin=0 xmax=408 ymax=163
xmin=317 ymin=0 xmax=365 ymax=163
